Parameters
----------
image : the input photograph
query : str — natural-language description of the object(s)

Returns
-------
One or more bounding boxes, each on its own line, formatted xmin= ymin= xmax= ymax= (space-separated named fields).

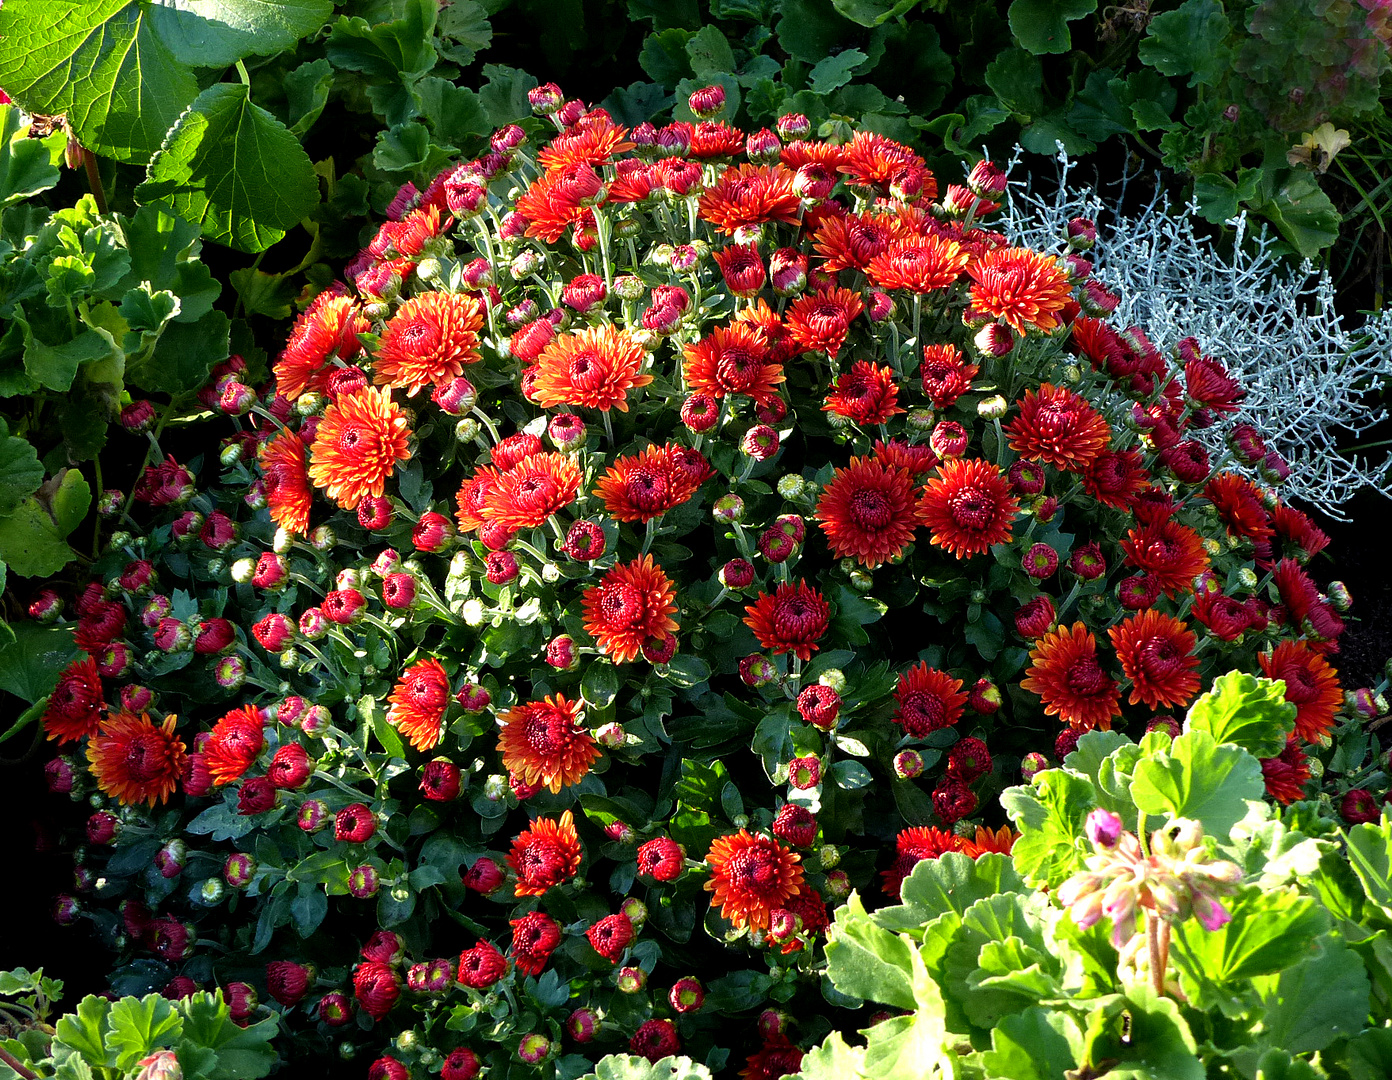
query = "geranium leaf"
xmin=0 ymin=105 xmax=63 ymax=206
xmin=0 ymin=433 xmax=44 ymax=515
xmin=1001 ymin=768 xmax=1096 ymax=887
xmin=1170 ymin=885 xmax=1328 ymax=989
xmin=0 ymin=468 xmax=90 ymax=578
xmin=1136 ymin=0 xmax=1231 ymax=87
xmin=585 ymin=1055 xmax=713 ymax=1080
xmin=53 ymin=996 xmax=115 ymax=1070
xmin=1184 ymin=670 xmax=1295 ymax=759
xmin=176 ymin=992 xmax=278 ymax=1079
xmin=792 ymin=1031 xmax=866 ymax=1080
xmin=823 ymin=892 xmax=920 ymax=1011
xmin=873 ymin=852 xmax=1025 ymax=933
xmin=1131 ymin=729 xmax=1265 ymax=842
xmin=1257 ymin=933 xmax=1369 ymax=1053
xmin=982 ymin=1005 xmax=1084 ymax=1079
xmin=107 ymin=995 xmax=182 ymax=1071
xmin=1344 ymin=815 xmax=1392 ymax=919
xmin=1009 ymin=0 xmax=1098 ymax=55
xmin=146 ymin=0 xmax=332 ymax=68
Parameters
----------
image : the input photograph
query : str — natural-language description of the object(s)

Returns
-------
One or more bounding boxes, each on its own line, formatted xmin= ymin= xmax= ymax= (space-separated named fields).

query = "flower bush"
xmin=20 ymin=83 xmax=1369 ymax=1078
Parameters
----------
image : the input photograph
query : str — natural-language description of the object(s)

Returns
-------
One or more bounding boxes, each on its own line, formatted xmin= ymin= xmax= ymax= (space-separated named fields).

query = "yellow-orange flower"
xmin=967 ymin=246 xmax=1072 ymax=335
xmin=497 ymin=694 xmax=599 ymax=794
xmin=582 ymin=555 xmax=679 ymax=663
xmin=960 ymin=825 xmax=1019 ymax=859
xmin=260 ymin=430 xmax=314 ymax=535
xmin=1022 ymin=622 xmax=1121 ymax=731
xmin=704 ymin=831 xmax=804 ymax=931
xmin=507 ymin=810 xmax=582 ymax=897
xmin=375 ymin=291 xmax=484 ymax=396
xmin=308 ymin=387 xmax=412 ymax=511
xmin=866 ymin=235 xmax=970 ymax=293
xmin=697 ymin=164 xmax=802 ymax=235
xmin=531 ymin=325 xmax=651 ymax=412
xmin=594 ymin=443 xmax=709 ymax=523
xmin=682 ymin=323 xmax=784 ymax=404
xmin=274 ymin=292 xmax=369 ymax=400
xmin=86 ymin=712 xmax=187 ymax=807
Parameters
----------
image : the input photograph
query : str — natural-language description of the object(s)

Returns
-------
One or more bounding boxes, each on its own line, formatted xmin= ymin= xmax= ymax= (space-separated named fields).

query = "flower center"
xmin=396 ymin=320 xmax=440 ymax=355
xmin=1138 ymin=638 xmax=1183 ymax=680
xmin=519 ymin=839 xmax=565 ymax=881
xmin=900 ymin=690 xmax=945 ymax=729
xmin=1066 ymin=657 xmax=1109 ymax=696
xmin=773 ymin=596 xmax=819 ymax=637
xmin=848 ymin=487 xmax=893 ymax=530
xmin=599 ymin=583 xmax=644 ymax=628
xmin=726 ymin=844 xmax=781 ymax=894
xmin=524 ymin=710 xmax=574 ymax=755
xmin=123 ymin=731 xmax=164 ymax=782
xmin=569 ymin=349 xmax=605 ymax=390
xmin=948 ymin=489 xmax=994 ymax=531
xmin=407 ymin=676 xmax=447 ymax=711
xmin=624 ymin=467 xmax=671 ymax=511
xmin=337 ymin=424 xmax=365 ymax=452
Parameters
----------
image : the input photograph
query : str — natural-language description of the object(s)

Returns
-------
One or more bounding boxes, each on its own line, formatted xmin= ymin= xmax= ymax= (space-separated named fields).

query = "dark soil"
xmin=1313 ymin=489 xmax=1392 ymax=688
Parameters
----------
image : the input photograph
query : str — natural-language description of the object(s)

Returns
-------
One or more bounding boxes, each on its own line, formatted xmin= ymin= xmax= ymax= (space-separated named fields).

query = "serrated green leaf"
xmin=1252 ymin=172 xmax=1341 ymax=259
xmin=0 ymin=435 xmax=44 ymax=514
xmin=284 ymin=57 xmax=334 ymax=137
xmin=792 ymin=1030 xmax=866 ymax=1080
xmin=137 ymin=83 xmax=319 ymax=253
xmin=0 ymin=621 xmax=77 ymax=703
xmin=628 ymin=0 xmax=701 ymax=28
xmin=53 ymin=995 xmax=115 ymax=1070
xmin=325 ymin=0 xmax=437 ymax=81
xmin=0 ymin=0 xmax=199 ymax=162
xmin=1170 ymin=885 xmax=1327 ymax=988
xmin=118 ymin=285 xmax=180 ymax=332
xmin=1185 ymin=670 xmax=1296 ymax=759
xmin=1345 ymin=1026 xmax=1392 ymax=1080
xmin=478 ymin=64 xmax=538 ymax=127
xmin=1088 ymin=990 xmax=1205 ymax=1080
xmin=1345 ymin=815 xmax=1392 ymax=919
xmin=982 ymin=1005 xmax=1084 ymax=1079
xmin=227 ymin=269 xmax=295 ymax=320
xmin=985 ymin=46 xmax=1045 ymax=118
xmin=417 ymin=77 xmax=490 ymax=148
xmin=832 ymin=0 xmax=919 ymax=26
xmin=0 ymin=105 xmax=62 ymax=206
xmin=128 ymin=306 xmax=228 ymax=394
xmin=108 ymin=995 xmax=182 ymax=1071
xmin=686 ymin=24 xmax=735 ymax=76
xmin=0 ymin=468 xmax=91 ymax=578
xmin=146 ymin=0 xmax=332 ymax=68
xmin=436 ymin=0 xmax=493 ymax=65
xmin=584 ymin=1055 xmax=713 ymax=1080
xmin=1258 ymin=933 xmax=1369 ymax=1053
xmin=777 ymin=0 xmax=855 ymax=64
xmin=290 ymin=883 xmax=328 ymax=937
xmin=1136 ymin=0 xmax=1231 ymax=87
xmin=1009 ymin=0 xmax=1097 ymax=54
xmin=860 ymin=1010 xmax=950 ymax=1080
xmin=115 ymin=203 xmax=220 ymax=323
xmin=823 ymin=892 xmax=920 ymax=1010
xmin=808 ymin=50 xmax=868 ymax=95
xmin=1001 ymin=768 xmax=1096 ymax=887
xmin=23 ymin=328 xmax=117 ymax=393
xmin=874 ymin=852 xmax=1025 ymax=933
xmin=177 ymin=992 xmax=277 ymax=1079
xmin=1131 ymin=729 xmax=1265 ymax=841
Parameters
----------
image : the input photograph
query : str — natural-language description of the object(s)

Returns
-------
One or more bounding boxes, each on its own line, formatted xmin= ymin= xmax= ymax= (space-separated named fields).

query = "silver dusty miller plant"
xmin=1003 ymin=149 xmax=1392 ymax=516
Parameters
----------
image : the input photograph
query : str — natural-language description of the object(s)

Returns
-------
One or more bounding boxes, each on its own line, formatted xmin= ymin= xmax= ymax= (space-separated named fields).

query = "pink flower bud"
xmin=1085 ymin=809 xmax=1123 ymax=848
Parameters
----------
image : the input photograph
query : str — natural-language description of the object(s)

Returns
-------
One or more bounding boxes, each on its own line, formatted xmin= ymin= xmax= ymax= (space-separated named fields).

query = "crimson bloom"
xmin=743 ymin=580 xmax=830 ymax=660
xmin=1006 ymin=384 xmax=1111 ymax=472
xmin=482 ymin=452 xmax=582 ymax=531
xmin=814 ymin=456 xmax=919 ymax=568
xmin=966 ymin=246 xmax=1072 ymax=334
xmin=205 ymin=705 xmax=265 ymax=786
xmin=697 ymin=164 xmax=802 ymax=235
xmin=1119 ymin=519 xmax=1210 ymax=598
xmin=1021 ymin=621 xmax=1121 ymax=731
xmin=916 ymin=458 xmax=1019 ymax=558
xmin=682 ymin=323 xmax=784 ymax=404
xmin=1259 ymin=640 xmax=1341 ymax=744
xmin=582 ymin=556 xmax=679 ymax=664
xmin=821 ymin=360 xmax=903 ymax=425
xmin=43 ymin=655 xmax=105 ymax=743
xmin=507 ymin=811 xmax=582 ymax=896
xmin=260 ymin=430 xmax=314 ymax=535
xmin=786 ymin=287 xmax=864 ymax=359
xmin=594 ymin=443 xmax=709 ymax=523
xmin=1107 ymin=609 xmax=1200 ymax=710
xmin=880 ymin=826 xmax=962 ymax=898
xmin=531 ymin=325 xmax=651 ymax=412
xmin=704 ymin=831 xmax=804 ymax=931
xmin=892 ymin=663 xmax=968 ymax=737
xmin=510 ymin=912 xmax=562 ymax=976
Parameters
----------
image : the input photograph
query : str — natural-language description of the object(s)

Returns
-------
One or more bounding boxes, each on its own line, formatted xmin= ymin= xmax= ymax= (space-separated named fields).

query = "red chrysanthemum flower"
xmin=1107 ymin=609 xmax=1200 ymax=710
xmin=916 ymin=457 xmax=1020 ymax=559
xmin=1185 ymin=351 xmax=1244 ymax=413
xmin=1271 ymin=502 xmax=1330 ymax=561
xmin=1081 ymin=448 xmax=1149 ymax=510
xmin=892 ymin=663 xmax=968 ymax=737
xmin=507 ymin=810 xmax=582 ymax=897
xmin=537 ymin=116 xmax=632 ymax=171
xmin=733 ymin=298 xmax=798 ymax=363
xmin=959 ymin=825 xmax=1019 ymax=859
xmin=531 ymin=325 xmax=652 ymax=412
xmin=386 ymin=658 xmax=450 ymax=752
xmin=275 ymin=291 xmax=368 ymax=400
xmin=837 ymin=130 xmax=928 ymax=192
xmin=1021 ymin=621 xmax=1121 ymax=731
xmin=704 ymin=831 xmax=804 ymax=931
xmin=375 ymin=292 xmax=484 ymax=396
xmin=1259 ymin=640 xmax=1342 ymax=744
xmin=1204 ymin=472 xmax=1274 ymax=545
xmin=497 ymin=694 xmax=599 ymax=793
xmin=822 ymin=361 xmax=903 ymax=425
xmin=813 ymin=456 xmax=918 ymax=568
xmin=42 ymin=655 xmax=104 ymax=743
xmin=1006 ymin=384 xmax=1111 ymax=472
xmin=811 ymin=211 xmax=911 ymax=273
xmin=480 ymin=451 xmax=582 ymax=532
xmin=580 ymin=555 xmax=680 ymax=663
xmin=1119 ymin=519 xmax=1210 ymax=598
xmin=966 ymin=246 xmax=1072 ymax=334
xmin=874 ymin=437 xmax=938 ymax=476
xmin=1261 ymin=738 xmax=1311 ymax=805
xmin=741 ymin=1038 xmax=805 ymax=1080
xmin=307 ymin=387 xmax=412 ymax=511
xmin=691 ymin=119 xmax=746 ymax=158
xmin=918 ymin=343 xmax=979 ymax=409
xmin=510 ymin=911 xmax=562 ymax=976
xmin=880 ymin=826 xmax=962 ymax=898
xmin=260 ymin=430 xmax=314 ymax=535
xmin=594 ymin=443 xmax=707 ymax=523
xmin=742 ymin=580 xmax=830 ymax=661
xmin=712 ymin=243 xmax=767 ymax=297
xmin=514 ymin=167 xmax=599 ymax=244
xmin=697 ymin=164 xmax=802 ymax=235
xmin=86 ymin=712 xmax=187 ymax=807
xmin=682 ymin=323 xmax=785 ymax=404
xmin=785 ymin=287 xmax=864 ymax=359
xmin=867 ymin=235 xmax=970 ymax=293
xmin=586 ymin=913 xmax=634 ymax=962
xmin=205 ymin=704 xmax=265 ymax=786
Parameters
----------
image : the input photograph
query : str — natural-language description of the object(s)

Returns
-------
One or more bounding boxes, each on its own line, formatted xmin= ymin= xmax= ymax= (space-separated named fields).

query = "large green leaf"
xmin=1345 ymin=1026 xmax=1392 ymax=1080
xmin=0 ymin=433 xmax=44 ymax=515
xmin=53 ymin=995 xmax=116 ymax=1070
xmin=0 ymin=105 xmax=63 ymax=206
xmin=107 ymin=995 xmax=182 ymax=1071
xmin=985 ymin=47 xmax=1045 ymax=118
xmin=137 ymin=83 xmax=319 ymax=253
xmin=115 ymin=203 xmax=220 ymax=323
xmin=1256 ymin=934 xmax=1369 ymax=1053
xmin=177 ymin=992 xmax=278 ymax=1079
xmin=1001 ymin=768 xmax=1096 ymax=887
xmin=982 ymin=1005 xmax=1084 ymax=1080
xmin=1185 ymin=671 xmax=1296 ymax=759
xmin=832 ymin=0 xmax=919 ymax=26
xmin=127 ymin=306 xmax=228 ymax=394
xmin=859 ymin=1010 xmax=950 ymax=1080
xmin=1130 ymin=729 xmax=1265 ymax=842
xmin=146 ymin=0 xmax=332 ymax=68
xmin=823 ymin=893 xmax=922 ymax=1011
xmin=793 ymin=1031 xmax=866 ymax=1080
xmin=1136 ymin=0 xmax=1231 ymax=87
xmin=0 ymin=621 xmax=78 ymax=703
xmin=0 ymin=0 xmax=197 ymax=162
xmin=874 ymin=851 xmax=1025 ymax=933
xmin=0 ymin=468 xmax=91 ymax=578
xmin=1252 ymin=172 xmax=1342 ymax=260
xmin=1009 ymin=0 xmax=1098 ymax=54
xmin=1170 ymin=885 xmax=1328 ymax=989
xmin=1084 ymin=991 xmax=1204 ymax=1080
xmin=1345 ymin=815 xmax=1392 ymax=919
xmin=583 ymin=1055 xmax=713 ymax=1080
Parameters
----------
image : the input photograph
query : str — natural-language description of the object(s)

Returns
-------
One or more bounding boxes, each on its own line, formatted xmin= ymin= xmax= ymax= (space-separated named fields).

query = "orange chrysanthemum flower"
xmin=582 ymin=555 xmax=679 ymax=664
xmin=880 ymin=826 xmax=961 ymax=898
xmin=966 ymin=246 xmax=1072 ymax=334
xmin=1107 ymin=610 xmax=1200 ymax=710
xmin=1119 ymin=519 xmax=1210 ymax=598
xmin=733 ymin=299 xmax=797 ymax=363
xmin=704 ymin=831 xmax=805 ymax=931
xmin=866 ymin=235 xmax=970 ymax=293
xmin=514 ymin=167 xmax=599 ymax=244
xmin=742 ymin=580 xmax=830 ymax=661
xmin=697 ymin=164 xmax=802 ymax=235
xmin=959 ymin=825 xmax=1019 ymax=859
xmin=453 ymin=465 xmax=503 ymax=533
xmin=691 ymin=120 xmax=746 ymax=158
xmin=916 ymin=458 xmax=1020 ymax=559
xmin=507 ymin=810 xmax=582 ymax=896
xmin=375 ymin=292 xmax=484 ymax=396
xmin=1259 ymin=639 xmax=1342 ymax=744
xmin=86 ymin=711 xmax=187 ymax=808
xmin=205 ymin=704 xmax=265 ymax=786
xmin=483 ymin=452 xmax=582 ymax=531
xmin=1006 ymin=384 xmax=1112 ymax=472
xmin=1204 ymin=472 xmax=1274 ymax=545
xmin=811 ymin=212 xmax=912 ymax=273
xmin=1021 ymin=621 xmax=1121 ymax=731
xmin=497 ymin=694 xmax=599 ymax=793
xmin=594 ymin=443 xmax=707 ymax=523
xmin=682 ymin=323 xmax=784 ymax=404
xmin=42 ymin=655 xmax=104 ymax=743
xmin=260 ymin=430 xmax=314 ymax=535
xmin=892 ymin=662 xmax=968 ymax=737
xmin=837 ymin=130 xmax=928 ymax=192
xmin=822 ymin=361 xmax=903 ymax=425
xmin=308 ymin=387 xmax=412 ymax=511
xmin=275 ymin=292 xmax=368 ymax=400
xmin=387 ymin=658 xmax=450 ymax=752
xmin=814 ymin=457 xmax=918 ymax=568
xmin=531 ymin=325 xmax=651 ymax=412
xmin=780 ymin=139 xmax=846 ymax=172
xmin=537 ymin=116 xmax=632 ymax=171
xmin=785 ymin=287 xmax=864 ymax=358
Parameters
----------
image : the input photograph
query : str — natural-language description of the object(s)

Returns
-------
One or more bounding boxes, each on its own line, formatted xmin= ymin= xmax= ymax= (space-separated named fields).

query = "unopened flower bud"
xmin=893 ymin=750 xmax=924 ymax=779
xmin=1085 ymin=809 xmax=1123 ymax=849
xmin=1021 ymin=752 xmax=1049 ymax=780
xmin=616 ymin=966 xmax=646 ymax=993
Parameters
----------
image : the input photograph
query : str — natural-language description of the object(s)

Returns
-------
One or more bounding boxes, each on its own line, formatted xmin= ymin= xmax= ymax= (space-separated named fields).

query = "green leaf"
xmin=417 ymin=78 xmax=491 ymax=148
xmin=1020 ymin=113 xmax=1096 ymax=155
xmin=291 ymin=883 xmax=328 ymax=936
xmin=1086 ymin=990 xmax=1205 ymax=1080
xmin=115 ymin=203 xmax=220 ymax=324
xmin=859 ymin=1010 xmax=950 ymax=1080
xmin=177 ymin=993 xmax=278 ymax=1079
xmin=985 ymin=47 xmax=1045 ymax=118
xmin=227 ymin=269 xmax=297 ymax=321
xmin=0 ymin=435 xmax=44 ymax=515
xmin=874 ymin=851 xmax=1025 ymax=933
xmin=830 ymin=760 xmax=872 ymax=789
xmin=1257 ymin=933 xmax=1369 ymax=1053
xmin=1068 ymin=69 xmax=1132 ymax=141
xmin=1252 ymin=172 xmax=1341 ymax=260
xmin=580 ymin=660 xmax=620 ymax=708
xmin=1001 ymin=768 xmax=1096 ymax=887
xmin=0 ymin=621 xmax=78 ymax=703
xmin=1131 ymin=729 xmax=1265 ymax=841
xmin=0 ymin=469 xmax=91 ymax=578
xmin=137 ymin=83 xmax=319 ymax=253
xmin=436 ymin=0 xmax=493 ymax=65
xmin=0 ymin=0 xmax=199 ymax=162
xmin=284 ymin=57 xmax=335 ymax=137
xmin=823 ymin=892 xmax=921 ymax=1010
xmin=1185 ymin=671 xmax=1296 ymax=759
xmin=777 ymin=0 xmax=856 ymax=64
xmin=832 ymin=0 xmax=919 ymax=27
xmin=325 ymin=0 xmax=437 ymax=82
xmin=119 ymin=285 xmax=181 ymax=332
xmin=808 ymin=50 xmax=868 ymax=95
xmin=53 ymin=995 xmax=115 ymax=1070
xmin=1009 ymin=0 xmax=1098 ymax=54
xmin=1119 ymin=69 xmax=1177 ymax=131
xmin=685 ymin=25 xmax=734 ymax=77
xmin=130 ymin=307 xmax=229 ymax=394
xmin=478 ymin=64 xmax=538 ymax=127
xmin=0 ymin=105 xmax=62 ymax=206
xmin=24 ymin=328 xmax=118 ymax=393
xmin=982 ymin=1004 xmax=1083 ymax=1079
xmin=108 ymin=995 xmax=182 ymax=1071
xmin=1170 ymin=885 xmax=1328 ymax=987
xmin=146 ymin=0 xmax=332 ymax=68
xmin=1345 ymin=1026 xmax=1392 ymax=1080
xmin=1345 ymin=815 xmax=1392 ymax=919
xmin=583 ymin=1055 xmax=713 ymax=1080
xmin=793 ymin=1031 xmax=866 ymax=1080
xmin=628 ymin=0 xmax=701 ymax=28
xmin=1137 ymin=0 xmax=1231 ymax=87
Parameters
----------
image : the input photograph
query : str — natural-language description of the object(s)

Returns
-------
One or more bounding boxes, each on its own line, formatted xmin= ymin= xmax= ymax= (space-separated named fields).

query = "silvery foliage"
xmin=1000 ymin=149 xmax=1392 ymax=516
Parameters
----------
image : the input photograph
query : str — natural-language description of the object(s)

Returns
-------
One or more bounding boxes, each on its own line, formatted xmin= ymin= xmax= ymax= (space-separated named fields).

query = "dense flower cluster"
xmin=27 ymin=83 xmax=1361 ymax=1076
